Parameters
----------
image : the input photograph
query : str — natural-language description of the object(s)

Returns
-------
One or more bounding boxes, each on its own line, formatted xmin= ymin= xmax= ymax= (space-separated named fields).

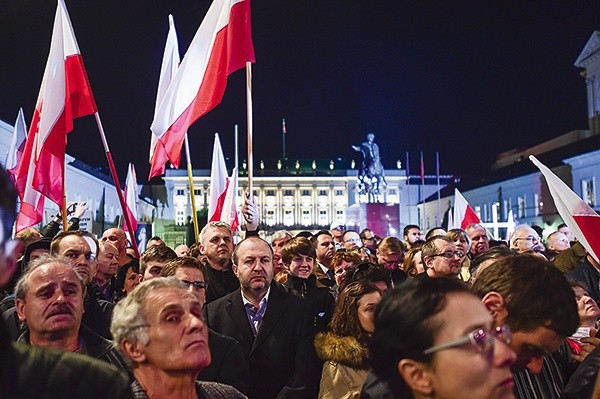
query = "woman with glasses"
xmin=314 ymin=281 xmax=382 ymax=399
xmin=369 ymin=277 xmax=516 ymax=399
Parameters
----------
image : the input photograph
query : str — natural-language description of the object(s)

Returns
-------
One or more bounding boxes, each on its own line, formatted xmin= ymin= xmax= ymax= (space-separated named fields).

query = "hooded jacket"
xmin=314 ymin=331 xmax=370 ymax=399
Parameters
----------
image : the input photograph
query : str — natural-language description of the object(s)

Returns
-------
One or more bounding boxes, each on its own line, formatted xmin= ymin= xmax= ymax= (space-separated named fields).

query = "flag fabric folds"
xmin=5 ymin=108 xmax=28 ymax=181
xmin=530 ymin=155 xmax=600 ymax=262
xmin=208 ymin=134 xmax=239 ymax=229
xmin=149 ymin=14 xmax=181 ymax=179
xmin=124 ymin=163 xmax=139 ymax=234
xmin=15 ymin=0 xmax=97 ymax=232
xmin=419 ymin=152 xmax=425 ymax=185
xmin=149 ymin=0 xmax=255 ymax=179
xmin=453 ymin=188 xmax=481 ymax=230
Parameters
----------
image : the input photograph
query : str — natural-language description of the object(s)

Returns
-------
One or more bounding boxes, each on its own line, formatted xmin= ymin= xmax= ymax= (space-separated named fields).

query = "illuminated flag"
xmin=208 ymin=134 xmax=239 ymax=229
xmin=149 ymin=0 xmax=255 ymax=179
xmin=15 ymin=0 xmax=97 ymax=231
xmin=149 ymin=14 xmax=181 ymax=179
xmin=5 ymin=108 xmax=27 ymax=181
xmin=530 ymin=155 xmax=600 ymax=262
xmin=123 ymin=163 xmax=139 ymax=233
xmin=453 ymin=188 xmax=481 ymax=230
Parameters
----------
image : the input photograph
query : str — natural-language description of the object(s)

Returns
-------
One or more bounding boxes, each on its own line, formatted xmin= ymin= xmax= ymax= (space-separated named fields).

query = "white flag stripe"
xmin=149 ymin=15 xmax=181 ymax=163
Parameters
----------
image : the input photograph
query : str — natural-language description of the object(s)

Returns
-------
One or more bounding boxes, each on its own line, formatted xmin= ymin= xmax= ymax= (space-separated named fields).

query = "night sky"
xmin=1 ymin=1 xmax=599 ymax=184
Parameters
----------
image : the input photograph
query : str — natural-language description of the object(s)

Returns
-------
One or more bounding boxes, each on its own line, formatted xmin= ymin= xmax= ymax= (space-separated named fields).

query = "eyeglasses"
xmin=515 ymin=235 xmax=539 ymax=242
xmin=423 ymin=325 xmax=512 ymax=355
xmin=334 ymin=267 xmax=353 ymax=276
xmin=181 ymin=280 xmax=208 ymax=290
xmin=431 ymin=251 xmax=465 ymax=259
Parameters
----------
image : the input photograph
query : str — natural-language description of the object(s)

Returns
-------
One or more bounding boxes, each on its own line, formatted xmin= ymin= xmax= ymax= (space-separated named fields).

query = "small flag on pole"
xmin=453 ymin=188 xmax=481 ymax=230
xmin=5 ymin=108 xmax=28 ymax=182
xmin=124 ymin=163 xmax=139 ymax=234
xmin=208 ymin=134 xmax=239 ymax=229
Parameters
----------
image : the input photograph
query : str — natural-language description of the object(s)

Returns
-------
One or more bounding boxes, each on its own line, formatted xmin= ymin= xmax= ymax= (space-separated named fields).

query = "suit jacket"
xmin=204 ymin=282 xmax=321 ymax=399
xmin=199 ymin=329 xmax=249 ymax=394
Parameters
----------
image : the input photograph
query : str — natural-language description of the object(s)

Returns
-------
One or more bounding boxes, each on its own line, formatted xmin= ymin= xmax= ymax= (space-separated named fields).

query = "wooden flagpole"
xmin=184 ymin=134 xmax=200 ymax=244
xmin=62 ymin=162 xmax=68 ymax=232
xmin=246 ymin=62 xmax=253 ymax=198
xmin=94 ymin=112 xmax=140 ymax=259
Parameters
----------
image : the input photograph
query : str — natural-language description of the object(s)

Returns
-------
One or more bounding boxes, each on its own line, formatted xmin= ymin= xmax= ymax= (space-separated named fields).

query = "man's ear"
xmin=15 ymin=298 xmax=26 ymax=322
xmin=398 ymin=359 xmax=433 ymax=397
xmin=481 ymin=291 xmax=508 ymax=325
xmin=122 ymin=340 xmax=146 ymax=364
xmin=423 ymin=256 xmax=433 ymax=269
xmin=232 ymin=263 xmax=239 ymax=277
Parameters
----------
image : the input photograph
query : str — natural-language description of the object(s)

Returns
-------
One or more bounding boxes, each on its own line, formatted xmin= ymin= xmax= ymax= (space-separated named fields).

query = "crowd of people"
xmin=1 ymin=160 xmax=600 ymax=399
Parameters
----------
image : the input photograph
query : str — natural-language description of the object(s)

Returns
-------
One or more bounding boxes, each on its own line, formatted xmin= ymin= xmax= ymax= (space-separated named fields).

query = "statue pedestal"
xmin=346 ymin=202 xmax=400 ymax=238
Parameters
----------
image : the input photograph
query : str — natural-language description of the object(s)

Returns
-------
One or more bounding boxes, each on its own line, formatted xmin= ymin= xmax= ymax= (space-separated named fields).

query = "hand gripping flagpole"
xmin=94 ymin=113 xmax=140 ymax=259
xmin=184 ymin=134 xmax=200 ymax=244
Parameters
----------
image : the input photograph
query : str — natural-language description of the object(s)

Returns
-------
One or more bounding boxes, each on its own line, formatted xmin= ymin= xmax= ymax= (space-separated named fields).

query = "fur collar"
xmin=314 ymin=332 xmax=369 ymax=369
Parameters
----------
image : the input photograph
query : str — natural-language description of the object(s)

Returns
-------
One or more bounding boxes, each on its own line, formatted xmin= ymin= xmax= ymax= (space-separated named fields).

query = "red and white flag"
xmin=149 ymin=14 xmax=181 ymax=179
xmin=530 ymin=155 xmax=600 ymax=262
xmin=5 ymin=108 xmax=28 ymax=181
xmin=15 ymin=0 xmax=97 ymax=232
xmin=208 ymin=134 xmax=239 ymax=229
xmin=453 ymin=188 xmax=481 ymax=230
xmin=149 ymin=0 xmax=255 ymax=179
xmin=124 ymin=163 xmax=139 ymax=234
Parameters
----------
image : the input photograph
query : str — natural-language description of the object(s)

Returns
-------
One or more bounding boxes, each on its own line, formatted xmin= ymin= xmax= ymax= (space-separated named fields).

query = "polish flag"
xmin=5 ymin=108 xmax=28 ymax=182
xmin=123 ymin=163 xmax=139 ymax=234
xmin=208 ymin=134 xmax=239 ymax=229
xmin=530 ymin=155 xmax=600 ymax=262
xmin=149 ymin=0 xmax=255 ymax=179
xmin=15 ymin=0 xmax=97 ymax=232
xmin=453 ymin=188 xmax=481 ymax=230
xmin=149 ymin=15 xmax=181 ymax=179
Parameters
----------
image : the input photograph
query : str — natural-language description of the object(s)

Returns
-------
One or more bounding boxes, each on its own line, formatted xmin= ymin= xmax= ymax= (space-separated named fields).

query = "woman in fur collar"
xmin=314 ymin=281 xmax=382 ymax=399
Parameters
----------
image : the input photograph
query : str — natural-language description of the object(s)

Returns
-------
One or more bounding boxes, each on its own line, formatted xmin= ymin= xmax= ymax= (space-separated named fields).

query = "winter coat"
xmin=314 ymin=332 xmax=370 ymax=399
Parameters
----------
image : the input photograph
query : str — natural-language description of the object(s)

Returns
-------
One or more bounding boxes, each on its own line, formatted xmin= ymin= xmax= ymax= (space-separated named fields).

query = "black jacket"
xmin=204 ymin=282 xmax=321 ymax=399
xmin=280 ymin=273 xmax=335 ymax=333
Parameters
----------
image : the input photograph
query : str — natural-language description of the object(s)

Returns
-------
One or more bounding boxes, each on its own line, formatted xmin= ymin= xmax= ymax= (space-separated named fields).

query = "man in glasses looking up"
xmin=421 ymin=236 xmax=465 ymax=279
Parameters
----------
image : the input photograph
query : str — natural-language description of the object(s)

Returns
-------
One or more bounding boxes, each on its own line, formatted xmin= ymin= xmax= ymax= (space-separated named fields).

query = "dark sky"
xmin=1 ymin=1 xmax=599 ymax=184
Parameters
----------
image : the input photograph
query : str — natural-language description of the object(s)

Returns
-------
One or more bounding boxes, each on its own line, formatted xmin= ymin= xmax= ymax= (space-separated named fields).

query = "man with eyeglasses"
xmin=160 ymin=257 xmax=248 ymax=394
xmin=376 ymin=236 xmax=407 ymax=287
xmin=50 ymin=230 xmax=114 ymax=339
xmin=342 ymin=230 xmax=363 ymax=251
xmin=510 ymin=225 xmax=545 ymax=254
xmin=473 ymin=255 xmax=580 ymax=399
xmin=421 ymin=236 xmax=464 ymax=279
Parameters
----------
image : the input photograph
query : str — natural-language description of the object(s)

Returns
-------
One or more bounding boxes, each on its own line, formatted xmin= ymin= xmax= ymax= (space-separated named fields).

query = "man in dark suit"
xmin=204 ymin=236 xmax=321 ymax=399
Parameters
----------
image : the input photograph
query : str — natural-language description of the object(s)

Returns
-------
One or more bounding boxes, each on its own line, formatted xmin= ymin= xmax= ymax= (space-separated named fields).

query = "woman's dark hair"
xmin=330 ymin=281 xmax=381 ymax=346
xmin=114 ymin=259 xmax=140 ymax=300
xmin=369 ymin=277 xmax=472 ymax=397
xmin=341 ymin=262 xmax=391 ymax=292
